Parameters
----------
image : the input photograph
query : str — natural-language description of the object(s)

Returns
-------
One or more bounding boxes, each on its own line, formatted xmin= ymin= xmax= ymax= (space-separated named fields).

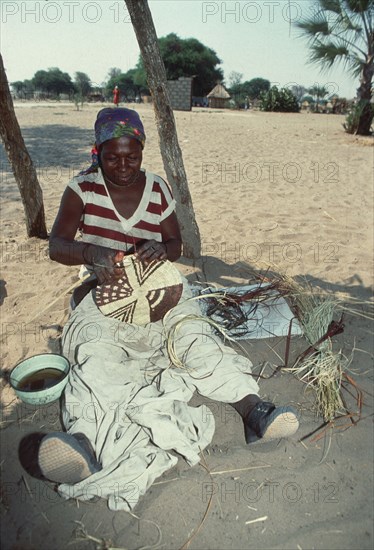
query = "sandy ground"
xmin=0 ymin=102 xmax=373 ymax=550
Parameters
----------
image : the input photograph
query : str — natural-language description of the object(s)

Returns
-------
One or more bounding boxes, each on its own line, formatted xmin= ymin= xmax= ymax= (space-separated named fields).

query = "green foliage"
xmin=106 ymin=67 xmax=122 ymax=81
xmin=74 ymin=72 xmax=92 ymax=98
xmin=297 ymin=0 xmax=373 ymax=76
xmin=105 ymin=69 xmax=146 ymax=100
xmin=73 ymin=94 xmax=84 ymax=111
xmin=288 ymin=85 xmax=309 ymax=102
xmin=134 ymin=33 xmax=223 ymax=96
xmin=228 ymin=77 xmax=271 ymax=108
xmin=246 ymin=78 xmax=271 ymax=99
xmin=296 ymin=0 xmax=374 ymax=134
xmin=343 ymin=100 xmax=374 ymax=133
xmin=308 ymin=84 xmax=329 ymax=111
xmin=260 ymin=86 xmax=300 ymax=112
xmin=227 ymin=75 xmax=245 ymax=108
xmin=32 ymin=67 xmax=74 ymax=96
xmin=228 ymin=71 xmax=243 ymax=89
xmin=11 ymin=81 xmax=26 ymax=93
xmin=13 ymin=68 xmax=93 ymax=100
xmin=301 ymin=95 xmax=315 ymax=104
xmin=11 ymin=79 xmax=34 ymax=97
xmin=308 ymin=84 xmax=328 ymax=100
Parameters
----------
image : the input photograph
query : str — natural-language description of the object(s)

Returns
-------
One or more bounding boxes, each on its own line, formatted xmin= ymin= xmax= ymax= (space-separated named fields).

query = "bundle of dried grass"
xmin=163 ymin=267 xmax=367 ymax=423
xmin=259 ymin=273 xmax=355 ymax=422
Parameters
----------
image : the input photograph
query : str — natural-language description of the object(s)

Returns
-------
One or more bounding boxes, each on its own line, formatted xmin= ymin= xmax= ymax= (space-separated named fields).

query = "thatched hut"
xmin=207 ymin=83 xmax=231 ymax=108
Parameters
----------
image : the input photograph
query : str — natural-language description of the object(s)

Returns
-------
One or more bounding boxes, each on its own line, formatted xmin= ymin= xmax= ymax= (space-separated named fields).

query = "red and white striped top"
xmin=68 ymin=168 xmax=176 ymax=252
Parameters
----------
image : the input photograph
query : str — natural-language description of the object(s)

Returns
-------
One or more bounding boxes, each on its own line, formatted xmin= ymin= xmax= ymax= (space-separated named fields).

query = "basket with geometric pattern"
xmin=94 ymin=255 xmax=183 ymax=325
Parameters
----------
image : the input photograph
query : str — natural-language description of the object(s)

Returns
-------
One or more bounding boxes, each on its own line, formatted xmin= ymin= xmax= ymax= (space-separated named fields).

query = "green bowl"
xmin=10 ymin=354 xmax=70 ymax=405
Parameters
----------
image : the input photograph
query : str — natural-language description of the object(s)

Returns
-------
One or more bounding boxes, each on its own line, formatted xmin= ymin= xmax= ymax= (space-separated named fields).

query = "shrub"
xmin=260 ymin=86 xmax=300 ymax=113
xmin=343 ymin=101 xmax=374 ymax=135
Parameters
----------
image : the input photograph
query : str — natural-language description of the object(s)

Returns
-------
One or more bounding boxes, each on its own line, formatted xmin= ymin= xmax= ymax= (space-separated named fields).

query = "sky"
xmin=0 ymin=0 xmax=359 ymax=99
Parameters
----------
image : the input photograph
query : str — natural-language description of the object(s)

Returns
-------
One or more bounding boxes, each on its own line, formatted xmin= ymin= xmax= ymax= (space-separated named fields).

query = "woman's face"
xmin=100 ymin=136 xmax=143 ymax=186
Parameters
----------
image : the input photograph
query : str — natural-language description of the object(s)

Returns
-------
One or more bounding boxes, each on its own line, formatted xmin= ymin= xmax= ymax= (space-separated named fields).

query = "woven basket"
xmin=94 ymin=255 xmax=183 ymax=325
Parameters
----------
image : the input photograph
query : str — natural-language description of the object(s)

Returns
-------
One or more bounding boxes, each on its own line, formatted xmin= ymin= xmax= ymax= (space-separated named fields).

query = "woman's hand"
xmin=85 ymin=246 xmax=125 ymax=284
xmin=134 ymin=240 xmax=167 ymax=264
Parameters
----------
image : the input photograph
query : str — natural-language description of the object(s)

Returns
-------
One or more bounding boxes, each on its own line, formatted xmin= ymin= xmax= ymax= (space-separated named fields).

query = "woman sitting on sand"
xmin=36 ymin=107 xmax=299 ymax=511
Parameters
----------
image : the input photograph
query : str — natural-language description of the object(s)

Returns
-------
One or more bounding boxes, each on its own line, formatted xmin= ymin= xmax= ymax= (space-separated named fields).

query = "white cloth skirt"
xmin=58 ymin=277 xmax=259 ymax=510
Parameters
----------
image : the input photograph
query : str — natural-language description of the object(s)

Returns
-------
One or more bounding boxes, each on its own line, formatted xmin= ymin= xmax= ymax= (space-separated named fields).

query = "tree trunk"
xmin=0 ymin=53 xmax=47 ymax=238
xmin=124 ymin=0 xmax=201 ymax=259
xmin=356 ymin=61 xmax=374 ymax=136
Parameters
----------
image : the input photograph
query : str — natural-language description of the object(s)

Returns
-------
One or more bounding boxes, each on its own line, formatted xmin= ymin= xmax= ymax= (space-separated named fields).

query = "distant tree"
xmin=228 ymin=71 xmax=243 ymax=89
xmin=74 ymin=71 xmax=92 ymax=98
xmin=308 ymin=84 xmax=329 ymax=111
xmin=228 ymin=72 xmax=244 ymax=107
xmin=132 ymin=66 xmax=149 ymax=95
xmin=135 ymin=33 xmax=223 ymax=96
xmin=32 ymin=67 xmax=74 ymax=96
xmin=228 ymin=77 xmax=271 ymax=108
xmin=296 ymin=0 xmax=373 ymax=135
xmin=72 ymin=72 xmax=92 ymax=110
xmin=105 ymin=69 xmax=147 ymax=100
xmin=289 ymin=84 xmax=308 ymax=102
xmin=246 ymin=78 xmax=271 ymax=99
xmin=106 ymin=67 xmax=122 ymax=81
xmin=260 ymin=86 xmax=300 ymax=112
xmin=11 ymin=81 xmax=25 ymax=94
xmin=11 ymin=79 xmax=35 ymax=98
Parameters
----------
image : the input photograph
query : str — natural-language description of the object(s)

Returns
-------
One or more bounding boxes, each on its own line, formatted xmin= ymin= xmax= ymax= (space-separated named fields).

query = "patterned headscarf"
xmin=79 ymin=108 xmax=146 ymax=175
xmin=95 ymin=107 xmax=146 ymax=148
